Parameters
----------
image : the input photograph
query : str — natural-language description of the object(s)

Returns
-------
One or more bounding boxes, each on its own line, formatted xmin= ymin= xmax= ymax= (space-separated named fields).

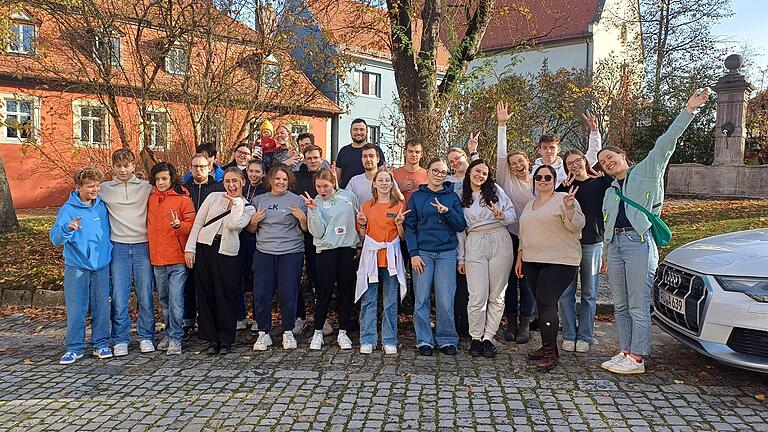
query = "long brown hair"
xmin=266 ymin=164 xmax=295 ymax=191
xmin=562 ymin=149 xmax=601 ymax=176
xmin=371 ymin=170 xmax=403 ymax=208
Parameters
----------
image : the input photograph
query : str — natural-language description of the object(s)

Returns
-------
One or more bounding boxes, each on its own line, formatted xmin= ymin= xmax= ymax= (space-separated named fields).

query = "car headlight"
xmin=715 ymin=277 xmax=768 ymax=302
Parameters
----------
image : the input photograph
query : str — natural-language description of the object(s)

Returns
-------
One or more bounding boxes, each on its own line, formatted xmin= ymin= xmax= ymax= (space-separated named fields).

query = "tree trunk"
xmin=0 ymin=155 xmax=19 ymax=233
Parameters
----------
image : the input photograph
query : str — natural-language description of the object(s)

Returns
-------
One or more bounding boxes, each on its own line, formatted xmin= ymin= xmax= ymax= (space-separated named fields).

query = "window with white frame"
xmin=1 ymin=95 xmax=40 ymax=144
xmin=93 ymin=34 xmax=121 ymax=67
xmin=73 ymin=101 xmax=109 ymax=147
xmin=262 ymin=55 xmax=281 ymax=88
xmin=142 ymin=108 xmax=172 ymax=151
xmin=8 ymin=13 xmax=36 ymax=55
xmin=367 ymin=125 xmax=380 ymax=146
xmin=358 ymin=71 xmax=380 ymax=97
xmin=165 ymin=46 xmax=188 ymax=75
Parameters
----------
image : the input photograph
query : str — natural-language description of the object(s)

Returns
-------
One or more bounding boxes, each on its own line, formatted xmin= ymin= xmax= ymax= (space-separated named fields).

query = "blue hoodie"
xmin=50 ymin=191 xmax=113 ymax=271
xmin=404 ymin=182 xmax=467 ymax=256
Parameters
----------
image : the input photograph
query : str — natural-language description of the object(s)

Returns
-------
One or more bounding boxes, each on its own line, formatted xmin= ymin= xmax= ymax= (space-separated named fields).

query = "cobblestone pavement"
xmin=1 ymin=310 xmax=767 ymax=432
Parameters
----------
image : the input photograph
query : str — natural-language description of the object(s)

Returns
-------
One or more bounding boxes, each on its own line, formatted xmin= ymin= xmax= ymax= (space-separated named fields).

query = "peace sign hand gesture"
xmin=582 ymin=111 xmax=598 ymax=132
xmin=355 ymin=206 xmax=368 ymax=226
xmin=431 ymin=197 xmax=448 ymax=214
xmin=68 ymin=216 xmax=82 ymax=231
xmin=251 ymin=207 xmax=266 ymax=224
xmin=489 ymin=204 xmax=505 ymax=221
xmin=562 ymin=172 xmax=575 ymax=188
xmin=290 ymin=204 xmax=307 ymax=222
xmin=394 ymin=208 xmax=411 ymax=225
xmin=467 ymin=132 xmax=480 ymax=154
xmin=170 ymin=210 xmax=181 ymax=229
xmin=496 ymin=101 xmax=510 ymax=124
xmin=302 ymin=191 xmax=317 ymax=210
xmin=564 ymin=185 xmax=579 ymax=209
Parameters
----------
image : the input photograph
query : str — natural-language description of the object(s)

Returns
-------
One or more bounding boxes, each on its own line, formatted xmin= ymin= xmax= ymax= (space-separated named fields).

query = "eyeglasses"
xmin=430 ymin=168 xmax=449 ymax=177
xmin=235 ymin=150 xmax=251 ymax=156
xmin=566 ymin=159 xmax=584 ymax=168
xmin=191 ymin=164 xmax=209 ymax=170
xmin=533 ymin=174 xmax=553 ymax=182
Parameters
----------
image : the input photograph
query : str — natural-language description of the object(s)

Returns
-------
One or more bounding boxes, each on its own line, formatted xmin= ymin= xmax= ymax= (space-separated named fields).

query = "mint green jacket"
xmin=602 ymin=109 xmax=694 ymax=250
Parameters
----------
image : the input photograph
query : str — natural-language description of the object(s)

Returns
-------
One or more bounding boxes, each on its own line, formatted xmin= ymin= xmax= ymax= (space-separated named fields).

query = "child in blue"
xmin=50 ymin=167 xmax=114 ymax=365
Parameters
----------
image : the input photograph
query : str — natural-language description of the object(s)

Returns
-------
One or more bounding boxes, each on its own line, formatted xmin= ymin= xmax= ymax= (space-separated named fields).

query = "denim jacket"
xmin=602 ymin=109 xmax=694 ymax=253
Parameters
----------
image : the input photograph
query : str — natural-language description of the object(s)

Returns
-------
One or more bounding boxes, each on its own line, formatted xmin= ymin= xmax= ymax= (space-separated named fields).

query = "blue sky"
xmin=713 ymin=0 xmax=768 ymax=70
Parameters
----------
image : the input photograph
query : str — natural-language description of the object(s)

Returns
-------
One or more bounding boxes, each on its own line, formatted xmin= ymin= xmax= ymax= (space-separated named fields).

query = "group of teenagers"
xmin=51 ymin=88 xmax=711 ymax=374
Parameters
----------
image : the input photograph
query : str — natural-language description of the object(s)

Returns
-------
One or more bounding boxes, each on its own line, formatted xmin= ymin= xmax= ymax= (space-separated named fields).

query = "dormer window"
xmin=165 ymin=45 xmax=189 ymax=75
xmin=93 ymin=31 xmax=122 ymax=67
xmin=262 ymin=54 xmax=281 ymax=88
xmin=8 ymin=12 xmax=36 ymax=56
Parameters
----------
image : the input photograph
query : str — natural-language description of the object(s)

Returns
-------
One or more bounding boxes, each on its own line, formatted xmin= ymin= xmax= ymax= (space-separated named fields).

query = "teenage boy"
xmin=346 ymin=144 xmax=384 ymax=203
xmin=530 ymin=135 xmax=566 ymax=186
xmin=293 ymin=133 xmax=331 ymax=171
xmin=393 ymin=139 xmax=428 ymax=203
xmin=51 ymin=167 xmax=113 ymax=364
xmin=182 ymin=153 xmax=223 ymax=334
xmin=335 ymin=118 xmax=386 ymax=188
xmin=100 ymin=149 xmax=155 ymax=356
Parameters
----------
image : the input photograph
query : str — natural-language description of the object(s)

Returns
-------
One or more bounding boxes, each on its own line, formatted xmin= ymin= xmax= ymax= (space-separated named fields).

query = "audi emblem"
xmin=663 ymin=270 xmax=682 ymax=287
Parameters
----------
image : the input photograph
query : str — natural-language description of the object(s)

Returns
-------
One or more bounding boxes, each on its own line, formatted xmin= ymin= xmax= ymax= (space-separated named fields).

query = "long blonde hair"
xmin=371 ymin=170 xmax=403 ymax=208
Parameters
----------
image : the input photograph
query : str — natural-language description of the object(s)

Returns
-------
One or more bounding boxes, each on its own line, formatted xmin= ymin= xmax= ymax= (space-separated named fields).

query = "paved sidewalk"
xmin=0 ymin=310 xmax=767 ymax=431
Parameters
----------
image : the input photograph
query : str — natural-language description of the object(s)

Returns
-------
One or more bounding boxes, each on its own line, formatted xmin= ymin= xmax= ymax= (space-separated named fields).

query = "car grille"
xmin=727 ymin=328 xmax=768 ymax=358
xmin=652 ymin=264 xmax=708 ymax=335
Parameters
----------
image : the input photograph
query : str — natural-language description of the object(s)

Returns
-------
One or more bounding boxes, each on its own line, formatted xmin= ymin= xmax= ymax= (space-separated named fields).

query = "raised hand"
xmin=355 ymin=206 xmax=368 ymax=226
xmin=303 ymin=191 xmax=317 ymax=210
xmin=394 ymin=208 xmax=411 ymax=225
xmin=290 ymin=204 xmax=307 ymax=222
xmin=496 ymin=101 xmax=510 ymax=124
xmin=582 ymin=111 xmax=598 ymax=132
xmin=431 ymin=197 xmax=448 ymax=214
xmin=686 ymin=87 xmax=712 ymax=113
xmin=564 ymin=185 xmax=579 ymax=209
xmin=587 ymin=170 xmax=604 ymax=179
xmin=466 ymin=131 xmax=480 ymax=154
xmin=562 ymin=172 xmax=575 ymax=188
xmin=67 ymin=216 xmax=82 ymax=231
xmin=170 ymin=210 xmax=181 ymax=229
xmin=251 ymin=207 xmax=266 ymax=225
xmin=252 ymin=146 xmax=263 ymax=159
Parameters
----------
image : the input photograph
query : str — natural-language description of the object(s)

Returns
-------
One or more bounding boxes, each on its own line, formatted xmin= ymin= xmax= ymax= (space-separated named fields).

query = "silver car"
xmin=652 ymin=228 xmax=768 ymax=373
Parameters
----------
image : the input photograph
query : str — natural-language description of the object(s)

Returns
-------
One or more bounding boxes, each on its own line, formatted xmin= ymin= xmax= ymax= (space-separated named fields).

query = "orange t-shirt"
xmin=361 ymin=200 xmax=404 ymax=267
xmin=393 ymin=166 xmax=428 ymax=203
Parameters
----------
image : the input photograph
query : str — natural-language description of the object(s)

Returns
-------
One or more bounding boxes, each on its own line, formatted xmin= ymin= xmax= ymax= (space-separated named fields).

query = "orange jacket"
xmin=147 ymin=186 xmax=196 ymax=266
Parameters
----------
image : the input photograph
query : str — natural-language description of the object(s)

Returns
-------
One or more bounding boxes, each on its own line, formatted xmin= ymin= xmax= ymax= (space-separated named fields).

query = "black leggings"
xmin=314 ymin=247 xmax=356 ymax=332
xmin=522 ymin=261 xmax=577 ymax=346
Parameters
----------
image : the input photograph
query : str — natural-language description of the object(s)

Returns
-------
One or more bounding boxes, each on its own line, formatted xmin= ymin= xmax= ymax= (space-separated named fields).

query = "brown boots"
xmin=528 ymin=344 xmax=558 ymax=372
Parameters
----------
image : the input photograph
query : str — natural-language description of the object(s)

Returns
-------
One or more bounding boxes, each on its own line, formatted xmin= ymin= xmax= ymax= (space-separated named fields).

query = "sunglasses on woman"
xmin=533 ymin=174 xmax=553 ymax=182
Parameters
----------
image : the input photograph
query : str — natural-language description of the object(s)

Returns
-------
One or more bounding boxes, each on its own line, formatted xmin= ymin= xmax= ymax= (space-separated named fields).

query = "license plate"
xmin=659 ymin=290 xmax=685 ymax=314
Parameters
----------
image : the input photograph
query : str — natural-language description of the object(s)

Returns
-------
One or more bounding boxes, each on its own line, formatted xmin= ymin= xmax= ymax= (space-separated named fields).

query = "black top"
xmin=243 ymin=181 xmax=267 ymax=202
xmin=614 ymin=178 xmax=632 ymax=229
xmin=557 ymin=175 xmax=613 ymax=244
xmin=292 ymin=164 xmax=321 ymax=198
xmin=335 ymin=143 xmax=386 ymax=188
xmin=183 ymin=175 xmax=224 ymax=211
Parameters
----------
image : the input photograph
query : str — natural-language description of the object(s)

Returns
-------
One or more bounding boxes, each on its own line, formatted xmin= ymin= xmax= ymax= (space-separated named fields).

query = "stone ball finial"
xmin=725 ymin=54 xmax=743 ymax=72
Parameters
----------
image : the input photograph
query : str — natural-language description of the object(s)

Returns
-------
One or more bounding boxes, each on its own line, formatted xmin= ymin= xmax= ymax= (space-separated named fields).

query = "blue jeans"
xmin=154 ymin=264 xmax=187 ymax=342
xmin=607 ymin=230 xmax=658 ymax=356
xmin=412 ymin=249 xmax=459 ymax=348
xmin=505 ymin=233 xmax=535 ymax=318
xmin=110 ymin=242 xmax=155 ymax=345
xmin=360 ymin=268 xmax=399 ymax=346
xmin=559 ymin=242 xmax=602 ymax=343
xmin=252 ymin=250 xmax=303 ymax=332
xmin=64 ymin=265 xmax=111 ymax=354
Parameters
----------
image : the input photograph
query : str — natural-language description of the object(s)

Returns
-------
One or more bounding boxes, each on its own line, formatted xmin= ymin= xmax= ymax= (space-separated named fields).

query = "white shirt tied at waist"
xmin=355 ymin=235 xmax=407 ymax=303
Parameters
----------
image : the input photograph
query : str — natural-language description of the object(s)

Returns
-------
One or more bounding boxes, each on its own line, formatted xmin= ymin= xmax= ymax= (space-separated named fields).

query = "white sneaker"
xmin=139 ymin=339 xmax=155 ymax=353
xmin=383 ymin=345 xmax=398 ymax=355
xmin=293 ymin=318 xmax=306 ymax=335
xmin=322 ymin=320 xmax=333 ymax=336
xmin=359 ymin=343 xmax=373 ymax=354
xmin=575 ymin=340 xmax=590 ymax=353
xmin=283 ymin=331 xmax=297 ymax=350
xmin=606 ymin=355 xmax=645 ymax=374
xmin=309 ymin=330 xmax=324 ymax=350
xmin=337 ymin=330 xmax=352 ymax=350
xmin=253 ymin=332 xmax=272 ymax=351
xmin=156 ymin=337 xmax=170 ymax=351
xmin=600 ymin=352 xmax=627 ymax=370
xmin=167 ymin=339 xmax=182 ymax=355
xmin=113 ymin=343 xmax=128 ymax=357
xmin=251 ymin=322 xmax=260 ymax=332
xmin=236 ymin=320 xmax=247 ymax=330
xmin=562 ymin=340 xmax=575 ymax=352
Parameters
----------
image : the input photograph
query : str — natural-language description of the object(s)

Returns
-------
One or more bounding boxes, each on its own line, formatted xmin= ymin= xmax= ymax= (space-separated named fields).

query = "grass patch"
xmin=0 ymin=216 xmax=63 ymax=292
xmin=1 ymin=198 xmax=767 ymax=292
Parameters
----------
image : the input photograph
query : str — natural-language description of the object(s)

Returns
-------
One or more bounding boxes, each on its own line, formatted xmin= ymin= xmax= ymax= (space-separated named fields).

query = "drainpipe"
xmin=585 ymin=24 xmax=594 ymax=78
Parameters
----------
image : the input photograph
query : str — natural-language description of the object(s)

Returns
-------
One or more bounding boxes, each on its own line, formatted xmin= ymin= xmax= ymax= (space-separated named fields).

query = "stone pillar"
xmin=712 ymin=54 xmax=755 ymax=166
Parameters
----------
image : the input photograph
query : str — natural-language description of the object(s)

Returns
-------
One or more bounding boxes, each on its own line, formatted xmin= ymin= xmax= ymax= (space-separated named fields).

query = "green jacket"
xmin=602 ymin=109 xmax=694 ymax=250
